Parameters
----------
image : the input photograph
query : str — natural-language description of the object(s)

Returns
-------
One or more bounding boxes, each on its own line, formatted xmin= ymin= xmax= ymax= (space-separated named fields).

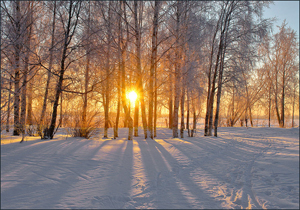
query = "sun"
xmin=127 ymin=91 xmax=137 ymax=104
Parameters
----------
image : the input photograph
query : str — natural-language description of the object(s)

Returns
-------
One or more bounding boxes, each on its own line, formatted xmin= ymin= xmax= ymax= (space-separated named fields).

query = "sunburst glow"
xmin=127 ymin=91 xmax=137 ymax=105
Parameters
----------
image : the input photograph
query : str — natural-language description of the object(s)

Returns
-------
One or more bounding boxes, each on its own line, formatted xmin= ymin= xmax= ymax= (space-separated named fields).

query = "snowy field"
xmin=1 ymin=127 xmax=299 ymax=209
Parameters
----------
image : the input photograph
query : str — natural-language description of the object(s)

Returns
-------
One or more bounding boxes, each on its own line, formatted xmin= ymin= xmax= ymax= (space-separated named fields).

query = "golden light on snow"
xmin=127 ymin=90 xmax=137 ymax=105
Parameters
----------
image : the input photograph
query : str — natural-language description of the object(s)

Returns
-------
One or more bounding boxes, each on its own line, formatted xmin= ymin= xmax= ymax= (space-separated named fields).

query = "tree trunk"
xmin=154 ymin=59 xmax=157 ymax=138
xmin=191 ymin=110 xmax=196 ymax=137
xmin=27 ymin=79 xmax=33 ymax=126
xmin=207 ymin=33 xmax=224 ymax=135
xmin=120 ymin=2 xmax=129 ymax=127
xmin=20 ymin=58 xmax=28 ymax=136
xmin=6 ymin=79 xmax=12 ymax=132
xmin=180 ymin=85 xmax=185 ymax=138
xmin=204 ymin=16 xmax=221 ymax=136
xmin=115 ymin=62 xmax=121 ymax=138
xmin=173 ymin=1 xmax=181 ymax=138
xmin=268 ymin=84 xmax=271 ymax=127
xmin=230 ymin=86 xmax=234 ymax=127
xmin=115 ymin=1 xmax=123 ymax=138
xmin=20 ymin=2 xmax=33 ymax=139
xmin=134 ymin=97 xmax=139 ymax=136
xmin=104 ymin=2 xmax=111 ymax=138
xmin=214 ymin=48 xmax=225 ymax=137
xmin=148 ymin=0 xmax=160 ymax=139
xmin=274 ymin=65 xmax=281 ymax=126
xmin=249 ymin=105 xmax=253 ymax=127
xmin=292 ymin=83 xmax=295 ymax=127
xmin=168 ymin=66 xmax=173 ymax=129
xmin=82 ymin=1 xmax=90 ymax=135
xmin=59 ymin=92 xmax=63 ymax=127
xmin=40 ymin=1 xmax=56 ymax=126
xmin=48 ymin=1 xmax=80 ymax=139
xmin=280 ymin=69 xmax=285 ymax=127
xmin=186 ymin=90 xmax=190 ymax=137
xmin=128 ymin=116 xmax=133 ymax=140
xmin=137 ymin=2 xmax=147 ymax=139
xmin=133 ymin=0 xmax=141 ymax=137
xmin=13 ymin=1 xmax=21 ymax=136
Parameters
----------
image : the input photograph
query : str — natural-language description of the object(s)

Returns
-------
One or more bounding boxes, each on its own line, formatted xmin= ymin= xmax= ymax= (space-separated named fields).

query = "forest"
xmin=1 ymin=1 xmax=299 ymax=140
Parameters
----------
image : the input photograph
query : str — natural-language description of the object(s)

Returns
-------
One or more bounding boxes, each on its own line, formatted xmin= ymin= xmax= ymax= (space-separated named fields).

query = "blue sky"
xmin=263 ymin=1 xmax=299 ymax=37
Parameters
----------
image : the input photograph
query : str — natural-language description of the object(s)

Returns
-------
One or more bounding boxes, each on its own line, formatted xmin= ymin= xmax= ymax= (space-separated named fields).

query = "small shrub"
xmin=71 ymin=127 xmax=96 ymax=139
xmin=26 ymin=124 xmax=38 ymax=136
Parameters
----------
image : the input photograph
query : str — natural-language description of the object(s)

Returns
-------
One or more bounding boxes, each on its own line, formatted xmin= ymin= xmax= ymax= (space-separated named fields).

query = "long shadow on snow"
xmin=93 ymin=139 xmax=133 ymax=209
xmin=181 ymin=135 xmax=267 ymax=163
xmin=160 ymin=137 xmax=266 ymax=208
xmin=161 ymin=137 xmax=251 ymax=181
xmin=151 ymin=139 xmax=223 ymax=209
xmin=1 ymin=139 xmax=111 ymax=209
xmin=136 ymin=139 xmax=195 ymax=209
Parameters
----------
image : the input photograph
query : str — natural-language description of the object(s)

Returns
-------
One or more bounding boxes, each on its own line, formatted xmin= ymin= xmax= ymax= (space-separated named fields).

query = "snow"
xmin=1 ymin=127 xmax=299 ymax=209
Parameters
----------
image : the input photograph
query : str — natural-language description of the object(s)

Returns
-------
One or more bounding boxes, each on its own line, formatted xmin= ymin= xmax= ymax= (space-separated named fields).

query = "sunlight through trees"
xmin=1 ymin=1 xmax=299 ymax=140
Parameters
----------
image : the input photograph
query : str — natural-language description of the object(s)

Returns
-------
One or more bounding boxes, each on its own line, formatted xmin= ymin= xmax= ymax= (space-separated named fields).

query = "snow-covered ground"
xmin=1 ymin=127 xmax=299 ymax=209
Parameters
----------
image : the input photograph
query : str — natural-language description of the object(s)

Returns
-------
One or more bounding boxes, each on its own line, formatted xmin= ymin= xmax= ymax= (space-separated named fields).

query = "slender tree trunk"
xmin=207 ymin=33 xmax=224 ymax=135
xmin=274 ymin=66 xmax=281 ymax=126
xmin=137 ymin=2 xmax=147 ymax=139
xmin=268 ymin=84 xmax=271 ymax=127
xmin=40 ymin=1 xmax=56 ymax=126
xmin=59 ymin=92 xmax=63 ymax=127
xmin=128 ymin=116 xmax=133 ymax=140
xmin=27 ymin=80 xmax=33 ymax=125
xmin=214 ymin=48 xmax=225 ymax=137
xmin=173 ymin=82 xmax=180 ymax=138
xmin=246 ymin=106 xmax=252 ymax=127
xmin=134 ymin=97 xmax=139 ymax=136
xmin=20 ymin=3 xmax=33 ymax=139
xmin=104 ymin=2 xmax=111 ymax=138
xmin=82 ymin=1 xmax=90 ymax=135
xmin=133 ymin=0 xmax=141 ymax=137
xmin=168 ymin=65 xmax=173 ymax=129
xmin=173 ymin=1 xmax=181 ymax=138
xmin=121 ymin=46 xmax=128 ymax=126
xmin=82 ymin=52 xmax=89 ymax=130
xmin=191 ymin=109 xmax=196 ymax=137
xmin=49 ymin=68 xmax=64 ymax=139
xmin=121 ymin=1 xmax=132 ymax=140
xmin=214 ymin=21 xmax=230 ymax=135
xmin=6 ymin=79 xmax=12 ymax=132
xmin=115 ymin=1 xmax=123 ymax=138
xmin=20 ymin=60 xmax=28 ymax=136
xmin=280 ymin=69 xmax=285 ymax=127
xmin=115 ymin=63 xmax=121 ymax=138
xmin=13 ymin=1 xmax=21 ymax=136
xmin=292 ymin=83 xmax=295 ymax=127
xmin=154 ymin=58 xmax=157 ymax=137
xmin=180 ymin=85 xmax=185 ymax=138
xmin=49 ymin=1 xmax=80 ymax=139
xmin=186 ymin=90 xmax=190 ymax=137
xmin=204 ymin=16 xmax=221 ymax=136
xmin=230 ymin=86 xmax=234 ymax=127
xmin=120 ymin=2 xmax=129 ymax=127
xmin=148 ymin=0 xmax=159 ymax=139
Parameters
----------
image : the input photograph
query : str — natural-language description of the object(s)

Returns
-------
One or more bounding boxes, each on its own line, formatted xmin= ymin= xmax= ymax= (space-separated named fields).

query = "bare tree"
xmin=39 ymin=2 xmax=56 ymax=129
xmin=48 ymin=1 xmax=82 ymax=139
xmin=148 ymin=0 xmax=160 ymax=139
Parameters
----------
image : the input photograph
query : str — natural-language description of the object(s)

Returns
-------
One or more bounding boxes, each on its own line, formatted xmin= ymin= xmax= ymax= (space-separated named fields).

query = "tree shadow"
xmin=136 ymin=139 xmax=193 ymax=209
xmin=1 ymin=139 xmax=111 ymax=209
xmin=150 ymin=139 xmax=223 ymax=209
